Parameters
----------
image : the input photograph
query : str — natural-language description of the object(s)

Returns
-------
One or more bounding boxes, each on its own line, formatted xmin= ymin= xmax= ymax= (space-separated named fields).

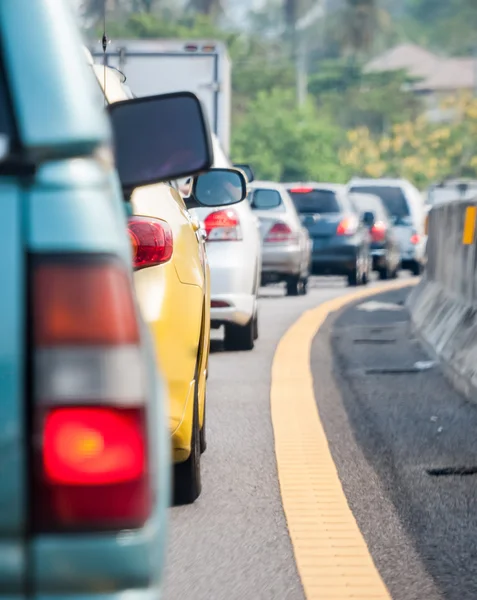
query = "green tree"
xmin=232 ymin=88 xmax=349 ymax=182
xmin=187 ymin=0 xmax=221 ymax=16
xmin=403 ymin=0 xmax=477 ymax=54
xmin=308 ymin=61 xmax=422 ymax=134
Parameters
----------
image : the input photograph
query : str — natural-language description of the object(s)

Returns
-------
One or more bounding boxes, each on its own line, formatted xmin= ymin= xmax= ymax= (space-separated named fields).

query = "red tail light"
xmin=211 ymin=300 xmax=231 ymax=308
xmin=264 ymin=222 xmax=297 ymax=243
xmin=128 ymin=216 xmax=173 ymax=270
xmin=204 ymin=209 xmax=242 ymax=241
xmin=31 ymin=258 xmax=151 ymax=532
xmin=44 ymin=408 xmax=146 ymax=485
xmin=410 ymin=233 xmax=420 ymax=245
xmin=371 ymin=221 xmax=387 ymax=243
xmin=336 ymin=215 xmax=359 ymax=236
xmin=289 ymin=187 xmax=313 ymax=193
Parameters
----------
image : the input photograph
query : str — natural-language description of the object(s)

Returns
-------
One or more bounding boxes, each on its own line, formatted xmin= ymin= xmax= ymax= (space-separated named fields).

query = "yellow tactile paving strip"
xmin=271 ymin=280 xmax=417 ymax=600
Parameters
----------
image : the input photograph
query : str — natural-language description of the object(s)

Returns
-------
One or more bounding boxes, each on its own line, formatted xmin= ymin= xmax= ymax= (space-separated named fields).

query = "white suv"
xmin=348 ymin=177 xmax=426 ymax=275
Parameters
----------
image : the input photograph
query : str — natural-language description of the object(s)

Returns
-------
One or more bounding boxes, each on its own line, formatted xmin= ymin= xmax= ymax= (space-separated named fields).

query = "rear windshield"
xmin=351 ymin=195 xmax=387 ymax=221
xmin=288 ymin=190 xmax=340 ymax=214
xmin=350 ymin=186 xmax=410 ymax=218
xmin=250 ymin=188 xmax=284 ymax=211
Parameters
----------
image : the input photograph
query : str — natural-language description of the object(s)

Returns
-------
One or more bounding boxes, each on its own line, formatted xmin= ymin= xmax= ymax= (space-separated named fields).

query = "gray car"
xmin=248 ymin=181 xmax=312 ymax=296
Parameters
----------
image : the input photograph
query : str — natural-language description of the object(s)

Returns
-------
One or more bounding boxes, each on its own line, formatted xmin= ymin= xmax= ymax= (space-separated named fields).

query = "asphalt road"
xmin=163 ymin=277 xmax=359 ymax=600
xmin=163 ymin=276 xmax=476 ymax=600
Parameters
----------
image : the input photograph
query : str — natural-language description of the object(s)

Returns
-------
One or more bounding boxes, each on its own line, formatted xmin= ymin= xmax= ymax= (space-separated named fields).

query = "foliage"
xmin=340 ymin=94 xmax=477 ymax=188
xmin=403 ymin=0 xmax=477 ymax=55
xmin=309 ymin=61 xmax=422 ymax=135
xmin=232 ymin=89 xmax=349 ymax=183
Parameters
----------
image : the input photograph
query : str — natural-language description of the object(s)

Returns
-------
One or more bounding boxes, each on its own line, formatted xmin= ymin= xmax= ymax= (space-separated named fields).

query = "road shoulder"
xmin=314 ymin=287 xmax=477 ymax=600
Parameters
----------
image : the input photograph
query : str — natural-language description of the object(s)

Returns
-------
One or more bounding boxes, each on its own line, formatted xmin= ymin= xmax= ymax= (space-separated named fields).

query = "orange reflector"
xmin=34 ymin=261 xmax=139 ymax=346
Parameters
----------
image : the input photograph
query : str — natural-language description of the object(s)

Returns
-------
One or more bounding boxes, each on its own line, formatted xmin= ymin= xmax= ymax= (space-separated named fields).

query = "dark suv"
xmin=285 ymin=183 xmax=371 ymax=286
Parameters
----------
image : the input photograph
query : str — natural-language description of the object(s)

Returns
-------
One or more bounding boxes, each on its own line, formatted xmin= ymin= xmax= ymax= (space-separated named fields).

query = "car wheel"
xmin=224 ymin=319 xmax=254 ymax=351
xmin=411 ymin=261 xmax=422 ymax=276
xmin=347 ymin=263 xmax=359 ymax=287
xmin=286 ymin=275 xmax=300 ymax=296
xmin=379 ymin=264 xmax=390 ymax=280
xmin=301 ymin=276 xmax=309 ymax=295
xmin=174 ymin=394 xmax=201 ymax=505
xmin=199 ymin=396 xmax=207 ymax=454
xmin=253 ymin=311 xmax=259 ymax=341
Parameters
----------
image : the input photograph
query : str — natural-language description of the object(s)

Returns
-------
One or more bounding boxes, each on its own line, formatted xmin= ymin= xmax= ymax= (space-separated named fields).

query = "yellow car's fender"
xmin=131 ymin=183 xmax=209 ymax=463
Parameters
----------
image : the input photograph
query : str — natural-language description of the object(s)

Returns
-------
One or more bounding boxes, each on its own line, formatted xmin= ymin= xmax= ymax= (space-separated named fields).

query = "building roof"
xmin=365 ymin=44 xmax=476 ymax=93
xmin=365 ymin=43 xmax=440 ymax=80
xmin=413 ymin=57 xmax=475 ymax=91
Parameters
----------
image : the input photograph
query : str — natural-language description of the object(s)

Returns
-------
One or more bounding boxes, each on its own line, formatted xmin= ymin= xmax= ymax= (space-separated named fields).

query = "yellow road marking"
xmin=463 ymin=206 xmax=477 ymax=245
xmin=271 ymin=280 xmax=417 ymax=600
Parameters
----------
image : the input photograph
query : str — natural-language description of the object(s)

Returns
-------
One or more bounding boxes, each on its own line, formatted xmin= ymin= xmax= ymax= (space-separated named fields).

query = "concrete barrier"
xmin=408 ymin=198 xmax=477 ymax=401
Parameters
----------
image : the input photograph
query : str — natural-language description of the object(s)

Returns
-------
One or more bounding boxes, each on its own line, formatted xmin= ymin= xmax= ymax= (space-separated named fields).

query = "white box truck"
xmin=91 ymin=39 xmax=232 ymax=154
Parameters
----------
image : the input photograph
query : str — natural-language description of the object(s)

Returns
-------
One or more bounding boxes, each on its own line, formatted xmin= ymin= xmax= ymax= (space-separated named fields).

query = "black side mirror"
xmin=107 ymin=91 xmax=213 ymax=193
xmin=362 ymin=211 xmax=375 ymax=227
xmin=186 ymin=168 xmax=247 ymax=209
xmin=233 ymin=163 xmax=255 ymax=183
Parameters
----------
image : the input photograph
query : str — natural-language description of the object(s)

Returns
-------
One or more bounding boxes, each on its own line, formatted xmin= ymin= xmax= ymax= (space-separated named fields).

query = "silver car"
xmin=248 ymin=181 xmax=311 ymax=296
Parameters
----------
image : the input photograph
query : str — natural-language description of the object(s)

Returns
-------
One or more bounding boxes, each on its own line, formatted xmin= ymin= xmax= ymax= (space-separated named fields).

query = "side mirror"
xmin=233 ymin=163 xmax=255 ymax=183
xmin=362 ymin=211 xmax=375 ymax=227
xmin=107 ymin=91 xmax=213 ymax=193
xmin=186 ymin=168 xmax=247 ymax=208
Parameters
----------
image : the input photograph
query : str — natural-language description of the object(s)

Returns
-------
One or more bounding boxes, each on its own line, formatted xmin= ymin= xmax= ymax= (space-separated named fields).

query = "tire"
xmin=347 ymin=265 xmax=359 ymax=287
xmin=224 ymin=319 xmax=254 ymax=351
xmin=286 ymin=275 xmax=300 ymax=296
xmin=362 ymin=260 xmax=370 ymax=285
xmin=253 ymin=311 xmax=259 ymax=341
xmin=301 ymin=276 xmax=309 ymax=295
xmin=199 ymin=396 xmax=207 ymax=454
xmin=379 ymin=265 xmax=390 ymax=280
xmin=411 ymin=261 xmax=422 ymax=276
xmin=174 ymin=394 xmax=201 ymax=505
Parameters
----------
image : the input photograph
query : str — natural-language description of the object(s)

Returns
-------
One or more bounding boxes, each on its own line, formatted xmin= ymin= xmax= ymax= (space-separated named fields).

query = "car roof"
xmin=250 ymin=180 xmax=285 ymax=192
xmin=284 ymin=182 xmax=346 ymax=193
xmin=349 ymin=178 xmax=409 ymax=189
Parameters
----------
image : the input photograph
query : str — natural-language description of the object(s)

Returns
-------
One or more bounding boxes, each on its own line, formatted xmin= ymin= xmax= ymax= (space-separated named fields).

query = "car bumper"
xmin=210 ymin=293 xmax=256 ymax=327
xmin=311 ymin=243 xmax=359 ymax=275
xmin=205 ymin=241 xmax=257 ymax=326
xmin=260 ymin=244 xmax=302 ymax=282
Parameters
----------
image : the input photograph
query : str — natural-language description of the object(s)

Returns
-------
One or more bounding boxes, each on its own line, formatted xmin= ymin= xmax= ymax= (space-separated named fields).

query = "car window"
xmin=351 ymin=195 xmax=388 ymax=221
xmin=288 ymin=189 xmax=341 ymax=214
xmin=349 ymin=186 xmax=410 ymax=218
xmin=250 ymin=189 xmax=285 ymax=211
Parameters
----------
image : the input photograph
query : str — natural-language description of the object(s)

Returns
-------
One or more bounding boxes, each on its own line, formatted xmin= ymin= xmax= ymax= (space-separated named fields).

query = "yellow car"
xmin=92 ymin=62 xmax=246 ymax=503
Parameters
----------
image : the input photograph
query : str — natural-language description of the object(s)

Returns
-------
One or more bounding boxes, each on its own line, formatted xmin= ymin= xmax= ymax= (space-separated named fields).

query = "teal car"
xmin=0 ymin=1 xmax=213 ymax=599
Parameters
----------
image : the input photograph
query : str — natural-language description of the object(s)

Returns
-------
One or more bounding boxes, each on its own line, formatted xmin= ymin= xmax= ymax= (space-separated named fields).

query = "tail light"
xmin=204 ymin=209 xmax=242 ymax=241
xmin=128 ymin=216 xmax=173 ymax=270
xmin=264 ymin=222 xmax=297 ymax=244
xmin=336 ymin=215 xmax=359 ymax=236
xmin=211 ymin=300 xmax=231 ymax=308
xmin=371 ymin=221 xmax=387 ymax=243
xmin=31 ymin=257 xmax=151 ymax=532
xmin=410 ymin=233 xmax=420 ymax=245
xmin=289 ymin=187 xmax=313 ymax=193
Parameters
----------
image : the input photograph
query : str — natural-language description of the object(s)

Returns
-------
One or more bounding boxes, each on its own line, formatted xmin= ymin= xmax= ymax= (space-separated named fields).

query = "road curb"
xmin=270 ymin=279 xmax=416 ymax=600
